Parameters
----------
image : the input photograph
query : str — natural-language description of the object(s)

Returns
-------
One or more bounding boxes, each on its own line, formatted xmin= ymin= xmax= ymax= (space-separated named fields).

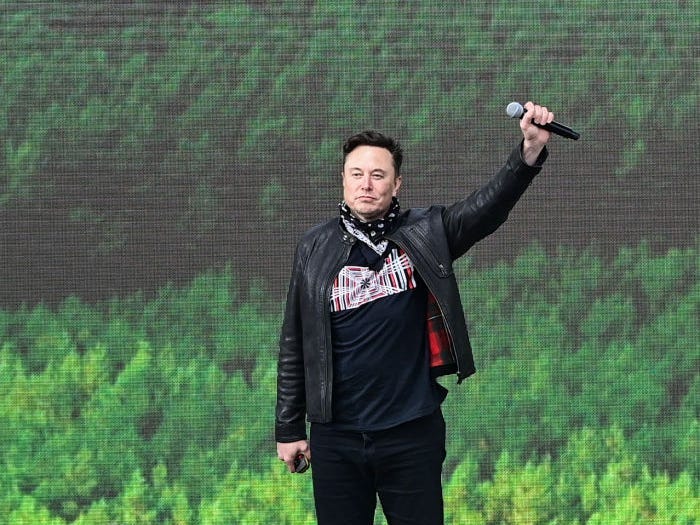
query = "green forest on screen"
xmin=0 ymin=2 xmax=698 ymax=524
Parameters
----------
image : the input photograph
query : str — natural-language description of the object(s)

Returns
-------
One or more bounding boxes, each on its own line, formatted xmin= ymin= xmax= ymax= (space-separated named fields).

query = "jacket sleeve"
xmin=442 ymin=141 xmax=547 ymax=260
xmin=275 ymin=243 xmax=309 ymax=443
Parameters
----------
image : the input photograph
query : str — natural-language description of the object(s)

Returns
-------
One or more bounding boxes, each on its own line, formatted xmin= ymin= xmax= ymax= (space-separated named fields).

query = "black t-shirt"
xmin=328 ymin=241 xmax=446 ymax=431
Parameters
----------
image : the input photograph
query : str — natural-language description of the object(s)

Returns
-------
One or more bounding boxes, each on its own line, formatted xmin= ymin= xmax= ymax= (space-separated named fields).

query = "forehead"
xmin=344 ymin=145 xmax=394 ymax=170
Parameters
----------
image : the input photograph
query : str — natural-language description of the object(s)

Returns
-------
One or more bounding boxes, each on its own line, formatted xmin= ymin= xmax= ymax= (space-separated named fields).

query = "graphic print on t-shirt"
xmin=330 ymin=248 xmax=417 ymax=312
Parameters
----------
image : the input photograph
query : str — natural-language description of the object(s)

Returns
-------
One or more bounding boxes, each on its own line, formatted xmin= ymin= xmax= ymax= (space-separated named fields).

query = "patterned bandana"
xmin=339 ymin=197 xmax=401 ymax=255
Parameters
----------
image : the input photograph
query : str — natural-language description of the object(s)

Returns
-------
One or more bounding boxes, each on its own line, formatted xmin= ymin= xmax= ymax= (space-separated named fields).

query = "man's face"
xmin=342 ymin=145 xmax=402 ymax=222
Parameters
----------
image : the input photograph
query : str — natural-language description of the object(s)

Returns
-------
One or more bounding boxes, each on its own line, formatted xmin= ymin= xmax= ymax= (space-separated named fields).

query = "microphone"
xmin=506 ymin=102 xmax=580 ymax=140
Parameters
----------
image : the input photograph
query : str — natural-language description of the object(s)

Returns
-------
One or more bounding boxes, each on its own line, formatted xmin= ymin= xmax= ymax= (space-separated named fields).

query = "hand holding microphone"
xmin=507 ymin=101 xmax=580 ymax=140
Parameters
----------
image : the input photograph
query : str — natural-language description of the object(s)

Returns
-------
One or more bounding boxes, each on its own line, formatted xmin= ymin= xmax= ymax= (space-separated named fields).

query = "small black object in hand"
xmin=294 ymin=454 xmax=310 ymax=473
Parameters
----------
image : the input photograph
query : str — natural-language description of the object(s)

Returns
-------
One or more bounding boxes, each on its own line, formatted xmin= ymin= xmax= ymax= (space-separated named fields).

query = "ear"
xmin=393 ymin=175 xmax=402 ymax=195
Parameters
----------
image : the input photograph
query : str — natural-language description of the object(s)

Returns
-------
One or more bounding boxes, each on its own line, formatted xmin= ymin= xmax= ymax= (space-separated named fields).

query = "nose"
xmin=360 ymin=174 xmax=373 ymax=190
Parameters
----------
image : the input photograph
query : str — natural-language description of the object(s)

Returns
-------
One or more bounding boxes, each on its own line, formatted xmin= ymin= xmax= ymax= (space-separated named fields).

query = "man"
xmin=276 ymin=102 xmax=555 ymax=524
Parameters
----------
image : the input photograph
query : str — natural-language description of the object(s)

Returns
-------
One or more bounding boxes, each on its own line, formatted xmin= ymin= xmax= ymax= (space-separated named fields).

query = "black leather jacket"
xmin=275 ymin=144 xmax=546 ymax=443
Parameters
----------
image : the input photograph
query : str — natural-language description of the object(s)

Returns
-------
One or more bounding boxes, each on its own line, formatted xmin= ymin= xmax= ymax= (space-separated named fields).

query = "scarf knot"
xmin=339 ymin=198 xmax=401 ymax=255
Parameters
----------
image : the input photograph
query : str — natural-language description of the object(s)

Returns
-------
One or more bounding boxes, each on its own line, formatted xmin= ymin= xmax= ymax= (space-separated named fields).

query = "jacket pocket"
xmin=408 ymin=224 xmax=453 ymax=278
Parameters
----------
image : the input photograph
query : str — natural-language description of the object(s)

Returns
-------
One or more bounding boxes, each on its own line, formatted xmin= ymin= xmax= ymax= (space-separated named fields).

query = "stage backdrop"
xmin=0 ymin=2 xmax=697 ymax=524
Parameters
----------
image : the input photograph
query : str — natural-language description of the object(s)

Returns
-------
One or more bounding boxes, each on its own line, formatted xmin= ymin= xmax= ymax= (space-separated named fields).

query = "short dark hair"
xmin=342 ymin=130 xmax=403 ymax=175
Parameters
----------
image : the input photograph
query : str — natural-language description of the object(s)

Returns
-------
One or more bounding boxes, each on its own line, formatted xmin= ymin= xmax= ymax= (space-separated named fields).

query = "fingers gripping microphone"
xmin=506 ymin=102 xmax=580 ymax=140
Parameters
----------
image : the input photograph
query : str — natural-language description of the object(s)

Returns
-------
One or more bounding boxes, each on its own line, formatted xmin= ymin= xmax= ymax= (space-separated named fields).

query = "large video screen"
xmin=1 ymin=2 xmax=697 ymax=523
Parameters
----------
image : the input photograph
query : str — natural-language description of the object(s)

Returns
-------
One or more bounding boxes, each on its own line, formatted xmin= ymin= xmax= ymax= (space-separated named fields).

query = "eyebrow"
xmin=348 ymin=167 xmax=387 ymax=174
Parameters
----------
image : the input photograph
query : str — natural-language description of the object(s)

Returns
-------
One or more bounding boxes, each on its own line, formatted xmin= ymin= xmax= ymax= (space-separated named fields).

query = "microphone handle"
xmin=536 ymin=120 xmax=580 ymax=141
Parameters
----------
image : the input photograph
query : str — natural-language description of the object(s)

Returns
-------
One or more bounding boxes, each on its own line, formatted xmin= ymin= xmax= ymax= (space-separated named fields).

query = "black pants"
xmin=310 ymin=409 xmax=446 ymax=525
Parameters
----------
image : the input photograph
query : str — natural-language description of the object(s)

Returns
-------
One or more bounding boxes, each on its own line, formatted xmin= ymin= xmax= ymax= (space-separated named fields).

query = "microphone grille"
xmin=506 ymin=102 xmax=524 ymax=119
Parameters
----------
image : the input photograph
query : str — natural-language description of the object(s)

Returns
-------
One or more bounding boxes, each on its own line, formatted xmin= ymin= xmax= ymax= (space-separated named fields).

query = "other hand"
xmin=277 ymin=440 xmax=310 ymax=473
